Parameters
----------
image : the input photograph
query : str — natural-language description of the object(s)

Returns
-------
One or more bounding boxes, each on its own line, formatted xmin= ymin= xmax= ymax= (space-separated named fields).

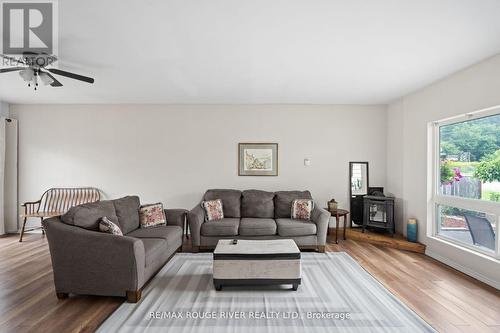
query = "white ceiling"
xmin=1 ymin=0 xmax=500 ymax=104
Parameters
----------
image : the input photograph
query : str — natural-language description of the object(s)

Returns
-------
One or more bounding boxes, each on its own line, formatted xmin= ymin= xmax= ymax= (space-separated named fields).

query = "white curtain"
xmin=0 ymin=117 xmax=18 ymax=235
xmin=0 ymin=118 xmax=6 ymax=235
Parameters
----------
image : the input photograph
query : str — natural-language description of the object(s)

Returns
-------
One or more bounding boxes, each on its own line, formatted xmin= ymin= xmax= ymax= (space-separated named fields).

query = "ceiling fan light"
xmin=19 ymin=68 xmax=34 ymax=82
xmin=39 ymin=72 xmax=54 ymax=85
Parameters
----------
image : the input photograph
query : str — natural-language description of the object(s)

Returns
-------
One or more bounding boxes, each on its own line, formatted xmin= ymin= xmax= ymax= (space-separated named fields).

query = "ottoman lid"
xmin=213 ymin=239 xmax=300 ymax=260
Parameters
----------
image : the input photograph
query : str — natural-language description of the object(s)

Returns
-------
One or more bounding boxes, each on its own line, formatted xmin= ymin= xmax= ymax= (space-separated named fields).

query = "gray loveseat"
xmin=43 ymin=196 xmax=185 ymax=303
xmin=188 ymin=189 xmax=330 ymax=252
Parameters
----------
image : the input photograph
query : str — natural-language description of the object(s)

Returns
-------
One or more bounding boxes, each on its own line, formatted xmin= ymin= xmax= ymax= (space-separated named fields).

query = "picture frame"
xmin=238 ymin=143 xmax=278 ymax=176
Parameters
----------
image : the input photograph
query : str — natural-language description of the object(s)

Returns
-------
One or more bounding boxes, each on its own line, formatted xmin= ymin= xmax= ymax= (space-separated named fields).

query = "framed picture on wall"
xmin=238 ymin=143 xmax=278 ymax=176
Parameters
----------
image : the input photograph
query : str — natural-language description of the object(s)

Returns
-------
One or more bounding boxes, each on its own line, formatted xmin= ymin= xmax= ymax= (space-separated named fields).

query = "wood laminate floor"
xmin=0 ymin=232 xmax=498 ymax=333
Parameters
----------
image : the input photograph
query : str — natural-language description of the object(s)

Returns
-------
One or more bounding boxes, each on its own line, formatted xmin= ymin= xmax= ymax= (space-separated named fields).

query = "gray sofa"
xmin=43 ymin=196 xmax=185 ymax=303
xmin=188 ymin=189 xmax=330 ymax=252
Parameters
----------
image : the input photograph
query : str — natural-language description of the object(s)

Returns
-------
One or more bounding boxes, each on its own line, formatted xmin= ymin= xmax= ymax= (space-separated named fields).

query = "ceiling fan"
xmin=0 ymin=52 xmax=94 ymax=90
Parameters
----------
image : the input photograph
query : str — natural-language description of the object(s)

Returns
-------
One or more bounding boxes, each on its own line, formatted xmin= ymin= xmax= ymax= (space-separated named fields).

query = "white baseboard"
xmin=426 ymin=250 xmax=500 ymax=290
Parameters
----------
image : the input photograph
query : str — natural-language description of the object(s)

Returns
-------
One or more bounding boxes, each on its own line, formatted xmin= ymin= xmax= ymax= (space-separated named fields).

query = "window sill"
xmin=428 ymin=235 xmax=499 ymax=262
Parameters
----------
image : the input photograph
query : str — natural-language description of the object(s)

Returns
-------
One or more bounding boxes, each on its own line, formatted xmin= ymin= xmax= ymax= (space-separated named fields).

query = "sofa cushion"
xmin=276 ymin=218 xmax=317 ymax=236
xmin=141 ymin=238 xmax=168 ymax=268
xmin=239 ymin=218 xmax=277 ymax=236
xmin=61 ymin=200 xmax=118 ymax=230
xmin=112 ymin=196 xmax=140 ymax=234
xmin=200 ymin=218 xmax=240 ymax=236
xmin=204 ymin=189 xmax=241 ymax=218
xmin=241 ymin=190 xmax=275 ymax=218
xmin=274 ymin=191 xmax=312 ymax=218
xmin=201 ymin=199 xmax=224 ymax=221
xmin=127 ymin=225 xmax=182 ymax=246
xmin=99 ymin=217 xmax=123 ymax=236
xmin=291 ymin=199 xmax=314 ymax=221
xmin=139 ymin=203 xmax=166 ymax=228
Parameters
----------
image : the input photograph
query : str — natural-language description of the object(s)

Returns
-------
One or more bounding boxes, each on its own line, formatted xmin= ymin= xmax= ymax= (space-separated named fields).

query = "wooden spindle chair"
xmin=19 ymin=187 xmax=101 ymax=242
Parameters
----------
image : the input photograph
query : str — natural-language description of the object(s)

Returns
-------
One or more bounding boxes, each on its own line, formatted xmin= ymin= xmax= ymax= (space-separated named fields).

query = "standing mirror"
xmin=349 ymin=162 xmax=369 ymax=227
xmin=350 ymin=162 xmax=369 ymax=196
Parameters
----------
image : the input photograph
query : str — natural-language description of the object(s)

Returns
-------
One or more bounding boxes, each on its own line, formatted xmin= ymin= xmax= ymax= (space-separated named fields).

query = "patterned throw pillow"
xmin=201 ymin=199 xmax=224 ymax=221
xmin=139 ymin=203 xmax=167 ymax=228
xmin=99 ymin=216 xmax=123 ymax=236
xmin=291 ymin=199 xmax=314 ymax=221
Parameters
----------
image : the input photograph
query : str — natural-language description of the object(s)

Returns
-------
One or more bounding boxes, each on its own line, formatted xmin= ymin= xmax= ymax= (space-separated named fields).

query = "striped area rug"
xmin=97 ymin=252 xmax=435 ymax=332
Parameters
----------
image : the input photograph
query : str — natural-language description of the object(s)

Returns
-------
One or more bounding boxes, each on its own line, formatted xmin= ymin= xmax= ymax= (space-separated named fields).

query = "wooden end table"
xmin=325 ymin=208 xmax=350 ymax=244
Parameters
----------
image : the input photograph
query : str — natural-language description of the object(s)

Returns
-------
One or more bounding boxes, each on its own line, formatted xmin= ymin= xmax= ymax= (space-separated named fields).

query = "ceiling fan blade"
xmin=44 ymin=71 xmax=63 ymax=87
xmin=1 ymin=54 xmax=25 ymax=64
xmin=48 ymin=68 xmax=94 ymax=84
xmin=0 ymin=67 xmax=25 ymax=73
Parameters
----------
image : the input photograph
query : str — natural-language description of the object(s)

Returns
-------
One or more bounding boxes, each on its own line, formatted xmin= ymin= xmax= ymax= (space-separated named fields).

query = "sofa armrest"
xmin=43 ymin=217 xmax=145 ymax=296
xmin=187 ymin=204 xmax=204 ymax=247
xmin=311 ymin=205 xmax=331 ymax=246
xmin=165 ymin=209 xmax=187 ymax=229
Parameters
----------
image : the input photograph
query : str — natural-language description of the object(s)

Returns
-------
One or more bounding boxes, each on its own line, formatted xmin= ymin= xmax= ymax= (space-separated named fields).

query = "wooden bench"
xmin=20 ymin=187 xmax=101 ymax=242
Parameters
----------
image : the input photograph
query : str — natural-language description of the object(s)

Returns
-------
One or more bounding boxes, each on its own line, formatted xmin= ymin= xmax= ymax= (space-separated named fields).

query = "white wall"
xmin=10 ymin=104 xmax=387 ymax=228
xmin=386 ymin=54 xmax=500 ymax=288
xmin=385 ymin=99 xmax=405 ymax=235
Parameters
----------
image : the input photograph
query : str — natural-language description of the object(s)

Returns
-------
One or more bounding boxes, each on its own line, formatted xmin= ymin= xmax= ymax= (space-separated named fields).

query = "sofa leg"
xmin=56 ymin=292 xmax=68 ymax=300
xmin=318 ymin=245 xmax=326 ymax=253
xmin=192 ymin=246 xmax=199 ymax=253
xmin=126 ymin=289 xmax=142 ymax=303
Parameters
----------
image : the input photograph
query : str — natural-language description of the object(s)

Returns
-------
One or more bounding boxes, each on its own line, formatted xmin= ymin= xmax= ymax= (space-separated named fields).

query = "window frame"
xmin=429 ymin=105 xmax=500 ymax=259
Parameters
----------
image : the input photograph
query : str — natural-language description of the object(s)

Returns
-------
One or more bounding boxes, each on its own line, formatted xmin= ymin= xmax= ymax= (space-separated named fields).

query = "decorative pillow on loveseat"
xmin=201 ymin=199 xmax=224 ymax=221
xmin=139 ymin=203 xmax=166 ymax=228
xmin=291 ymin=199 xmax=314 ymax=220
xmin=99 ymin=216 xmax=123 ymax=236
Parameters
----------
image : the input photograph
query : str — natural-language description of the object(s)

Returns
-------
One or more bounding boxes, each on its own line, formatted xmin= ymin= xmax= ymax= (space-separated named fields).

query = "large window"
xmin=431 ymin=107 xmax=500 ymax=258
